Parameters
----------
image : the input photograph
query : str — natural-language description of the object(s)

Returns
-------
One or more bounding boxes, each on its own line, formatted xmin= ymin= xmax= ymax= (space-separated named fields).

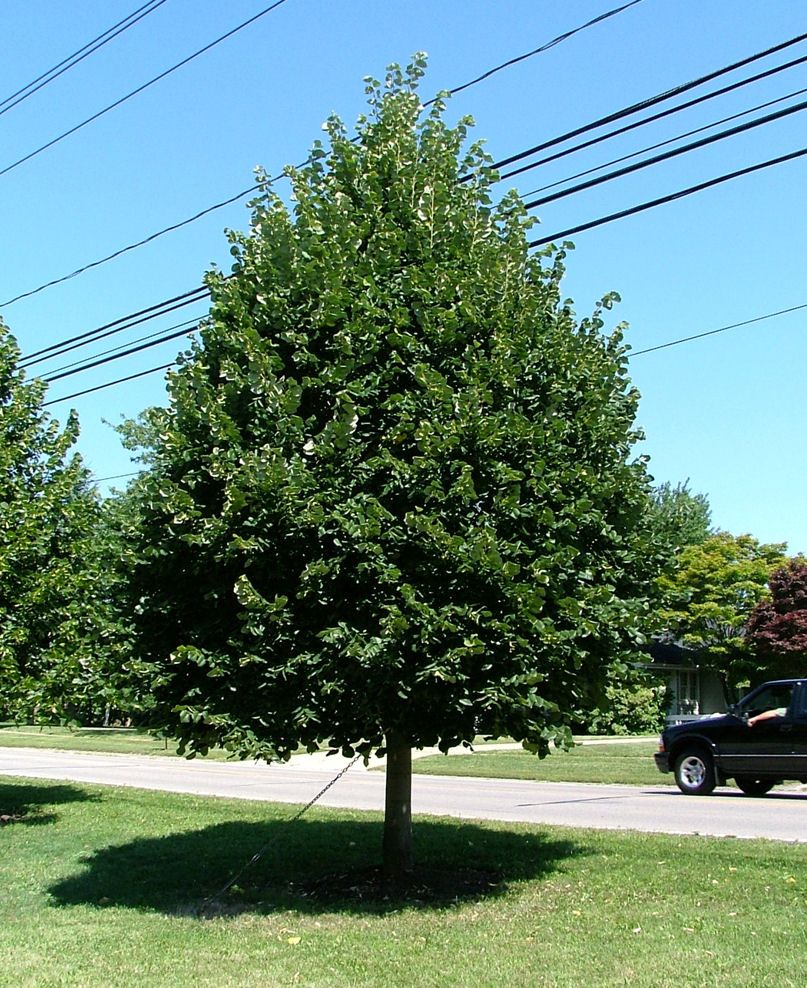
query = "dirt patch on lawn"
xmin=289 ymin=864 xmax=503 ymax=905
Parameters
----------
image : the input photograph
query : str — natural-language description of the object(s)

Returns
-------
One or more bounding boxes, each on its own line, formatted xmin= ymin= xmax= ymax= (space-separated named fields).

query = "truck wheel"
xmin=734 ymin=776 xmax=775 ymax=796
xmin=674 ymin=748 xmax=716 ymax=795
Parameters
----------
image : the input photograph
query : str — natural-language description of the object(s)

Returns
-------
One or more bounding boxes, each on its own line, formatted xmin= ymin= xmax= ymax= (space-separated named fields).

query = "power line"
xmin=493 ymin=30 xmax=807 ymax=176
xmin=440 ymin=0 xmax=645 ymax=100
xmin=1 ymin=184 xmax=258 ymax=308
xmin=37 ymin=158 xmax=807 ymax=401
xmin=43 ymin=360 xmax=175 ymax=407
xmin=0 ymin=0 xmax=648 ymax=309
xmin=90 ymin=471 xmax=142 ymax=484
xmin=21 ymin=25 xmax=807 ymax=381
xmin=42 ymin=321 xmax=198 ymax=383
xmin=630 ymin=303 xmax=807 ymax=357
xmin=43 ymin=316 xmax=201 ymax=377
xmin=27 ymin=128 xmax=807 ymax=378
xmin=0 ymin=0 xmax=292 ymax=181
xmin=20 ymin=286 xmax=209 ymax=367
xmin=23 ymin=291 xmax=206 ymax=368
xmin=43 ymin=299 xmax=807 ymax=409
xmin=523 ymin=95 xmax=807 ymax=210
xmin=0 ymin=0 xmax=170 ymax=118
xmin=520 ymin=84 xmax=807 ymax=199
xmin=502 ymin=47 xmax=807 ymax=184
xmin=528 ymin=144 xmax=807 ymax=247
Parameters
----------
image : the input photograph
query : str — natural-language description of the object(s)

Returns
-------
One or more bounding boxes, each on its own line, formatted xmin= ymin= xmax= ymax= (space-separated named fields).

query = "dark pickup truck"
xmin=655 ymin=678 xmax=807 ymax=795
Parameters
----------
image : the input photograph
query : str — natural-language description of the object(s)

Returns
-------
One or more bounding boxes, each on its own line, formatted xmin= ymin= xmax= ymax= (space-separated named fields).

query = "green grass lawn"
xmin=0 ymin=724 xmax=251 ymax=760
xmin=0 ymin=776 xmax=804 ymax=987
xmin=413 ymin=741 xmax=663 ymax=786
xmin=0 ymin=723 xmax=177 ymax=756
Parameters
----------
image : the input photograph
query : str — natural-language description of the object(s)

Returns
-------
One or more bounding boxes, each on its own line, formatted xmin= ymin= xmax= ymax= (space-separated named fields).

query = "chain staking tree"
xmin=123 ymin=58 xmax=661 ymax=879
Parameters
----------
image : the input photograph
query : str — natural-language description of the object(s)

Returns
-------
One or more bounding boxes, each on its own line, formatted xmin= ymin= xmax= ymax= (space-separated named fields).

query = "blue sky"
xmin=1 ymin=0 xmax=805 ymax=551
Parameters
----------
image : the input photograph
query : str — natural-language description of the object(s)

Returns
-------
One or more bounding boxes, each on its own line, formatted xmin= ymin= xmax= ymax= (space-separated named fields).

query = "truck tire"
xmin=674 ymin=747 xmax=716 ymax=795
xmin=734 ymin=776 xmax=775 ymax=796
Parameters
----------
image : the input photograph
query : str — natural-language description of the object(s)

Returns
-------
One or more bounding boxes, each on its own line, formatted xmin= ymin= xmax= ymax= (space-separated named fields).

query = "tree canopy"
xmin=746 ymin=559 xmax=807 ymax=678
xmin=122 ymin=58 xmax=662 ymax=875
xmin=647 ymin=480 xmax=711 ymax=555
xmin=657 ymin=531 xmax=787 ymax=701
xmin=0 ymin=321 xmax=115 ymax=722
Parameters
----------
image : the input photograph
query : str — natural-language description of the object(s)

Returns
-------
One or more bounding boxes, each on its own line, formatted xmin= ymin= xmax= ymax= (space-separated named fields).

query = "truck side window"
xmin=742 ymin=684 xmax=794 ymax=719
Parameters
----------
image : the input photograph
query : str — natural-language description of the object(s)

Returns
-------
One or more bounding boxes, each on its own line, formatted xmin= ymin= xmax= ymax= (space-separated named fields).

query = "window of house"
xmin=674 ymin=670 xmax=699 ymax=715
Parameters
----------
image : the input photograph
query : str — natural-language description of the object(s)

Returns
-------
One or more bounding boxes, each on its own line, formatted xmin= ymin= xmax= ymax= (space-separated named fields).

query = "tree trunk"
xmin=383 ymin=729 xmax=413 ymax=881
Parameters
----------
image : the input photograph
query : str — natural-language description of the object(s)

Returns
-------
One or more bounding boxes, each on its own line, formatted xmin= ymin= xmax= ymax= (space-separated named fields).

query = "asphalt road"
xmin=2 ymin=746 xmax=805 ymax=843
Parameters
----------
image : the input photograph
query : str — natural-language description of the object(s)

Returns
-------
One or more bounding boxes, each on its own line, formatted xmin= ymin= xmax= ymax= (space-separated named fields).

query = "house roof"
xmin=646 ymin=639 xmax=700 ymax=666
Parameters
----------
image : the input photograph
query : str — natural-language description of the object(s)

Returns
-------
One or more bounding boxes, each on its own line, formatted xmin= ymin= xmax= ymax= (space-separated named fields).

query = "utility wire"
xmin=42 ymin=316 xmax=201 ymax=377
xmin=20 ymin=286 xmax=209 ymax=367
xmin=0 ymin=0 xmax=292 ymax=180
xmin=1 ymin=185 xmax=258 ymax=308
xmin=27 ymin=123 xmax=807 ymax=374
xmin=501 ymin=47 xmax=807 ymax=183
xmin=21 ymin=26 xmax=807 ymax=379
xmin=42 ymin=322 xmax=198 ymax=383
xmin=630 ymin=303 xmax=807 ymax=357
xmin=529 ymin=144 xmax=807 ymax=247
xmin=31 ymin=56 xmax=796 ymax=354
xmin=435 ymin=0 xmax=645 ymax=101
xmin=493 ymin=30 xmax=807 ymax=175
xmin=38 ymin=148 xmax=807 ymax=399
xmin=520 ymin=84 xmax=807 ymax=199
xmin=26 ymin=83 xmax=807 ymax=372
xmin=43 ymin=361 xmax=176 ymax=407
xmin=90 ymin=470 xmax=142 ymax=484
xmin=0 ymin=0 xmax=648 ymax=309
xmin=43 ymin=299 xmax=807 ymax=408
xmin=524 ymin=95 xmax=807 ymax=210
xmin=0 ymin=0 xmax=170 ymax=118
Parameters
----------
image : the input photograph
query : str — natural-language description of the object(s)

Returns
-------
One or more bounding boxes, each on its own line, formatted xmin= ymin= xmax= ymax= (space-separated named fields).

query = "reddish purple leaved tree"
xmin=746 ymin=559 xmax=807 ymax=678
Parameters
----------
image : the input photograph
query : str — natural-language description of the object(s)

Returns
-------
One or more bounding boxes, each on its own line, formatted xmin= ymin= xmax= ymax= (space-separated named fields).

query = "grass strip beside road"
xmin=1 ymin=775 xmax=804 ymax=987
xmin=0 ymin=724 xmax=246 ymax=760
xmin=0 ymin=724 xmax=176 ymax=756
xmin=413 ymin=741 xmax=662 ymax=786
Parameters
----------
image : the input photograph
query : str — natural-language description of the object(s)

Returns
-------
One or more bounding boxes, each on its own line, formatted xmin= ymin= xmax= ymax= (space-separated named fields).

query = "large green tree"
xmin=657 ymin=532 xmax=787 ymax=703
xmin=0 ymin=321 xmax=115 ymax=722
xmin=123 ymin=59 xmax=661 ymax=878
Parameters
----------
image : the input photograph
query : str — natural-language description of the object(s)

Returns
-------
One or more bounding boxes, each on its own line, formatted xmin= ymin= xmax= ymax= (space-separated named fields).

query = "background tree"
xmin=657 ymin=532 xmax=787 ymax=703
xmin=585 ymin=479 xmax=710 ymax=734
xmin=746 ymin=559 xmax=807 ymax=679
xmin=123 ymin=58 xmax=662 ymax=879
xmin=0 ymin=321 xmax=116 ymax=723
xmin=646 ymin=480 xmax=711 ymax=555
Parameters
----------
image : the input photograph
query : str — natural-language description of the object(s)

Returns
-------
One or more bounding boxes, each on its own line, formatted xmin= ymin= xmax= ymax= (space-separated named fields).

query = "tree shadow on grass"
xmin=0 ymin=780 xmax=100 ymax=827
xmin=49 ymin=815 xmax=587 ymax=916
